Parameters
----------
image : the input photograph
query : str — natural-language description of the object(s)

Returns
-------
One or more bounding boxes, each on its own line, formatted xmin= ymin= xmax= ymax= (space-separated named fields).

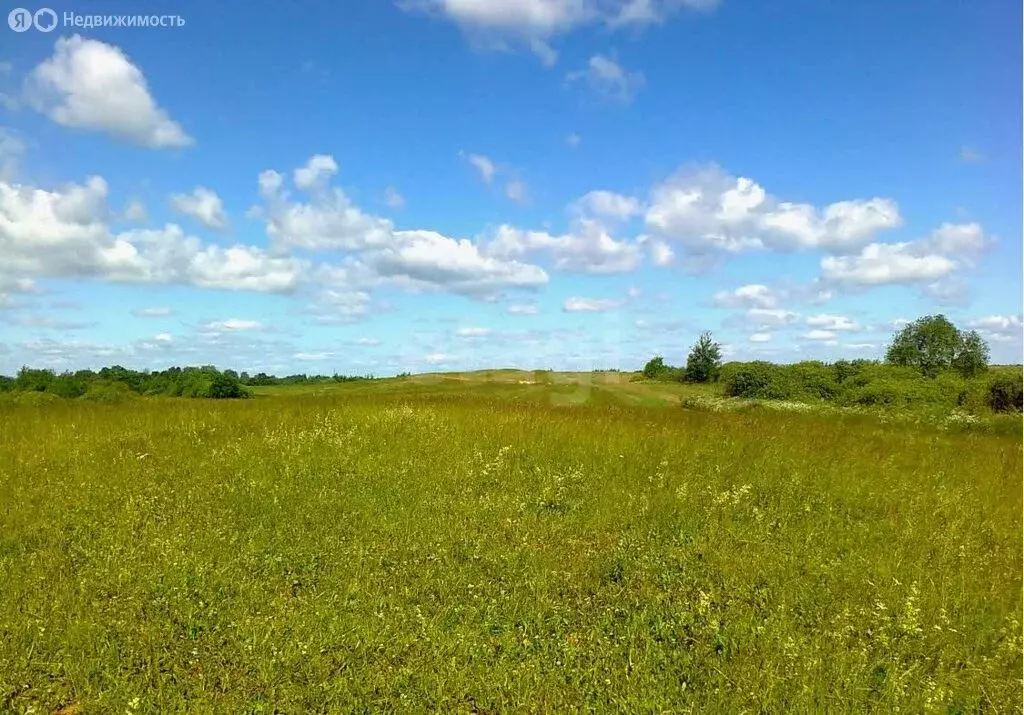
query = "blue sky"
xmin=0 ymin=0 xmax=1021 ymax=375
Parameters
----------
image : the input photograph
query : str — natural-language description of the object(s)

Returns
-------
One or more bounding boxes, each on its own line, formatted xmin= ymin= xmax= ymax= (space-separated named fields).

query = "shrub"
xmin=986 ymin=372 xmax=1023 ymax=413
xmin=722 ymin=362 xmax=794 ymax=400
xmin=80 ymin=381 xmax=134 ymax=404
xmin=787 ymin=362 xmax=839 ymax=401
xmin=642 ymin=356 xmax=668 ymax=380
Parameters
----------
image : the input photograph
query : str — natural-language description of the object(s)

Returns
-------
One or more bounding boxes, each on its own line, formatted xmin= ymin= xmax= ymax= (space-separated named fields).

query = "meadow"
xmin=0 ymin=372 xmax=1021 ymax=713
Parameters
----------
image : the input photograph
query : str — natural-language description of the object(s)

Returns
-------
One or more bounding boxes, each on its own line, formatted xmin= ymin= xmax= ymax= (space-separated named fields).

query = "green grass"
xmin=0 ymin=376 xmax=1020 ymax=712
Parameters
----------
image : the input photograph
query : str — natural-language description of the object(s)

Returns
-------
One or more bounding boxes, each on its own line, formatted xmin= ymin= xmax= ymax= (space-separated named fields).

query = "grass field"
xmin=0 ymin=373 xmax=1021 ymax=713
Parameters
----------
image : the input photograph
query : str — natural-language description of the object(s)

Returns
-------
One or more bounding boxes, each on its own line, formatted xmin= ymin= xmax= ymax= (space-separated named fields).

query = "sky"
xmin=0 ymin=0 xmax=1021 ymax=376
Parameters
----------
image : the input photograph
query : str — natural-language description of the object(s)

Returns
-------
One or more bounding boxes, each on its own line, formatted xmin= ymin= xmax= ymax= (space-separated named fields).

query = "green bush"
xmin=80 ymin=381 xmax=135 ymax=404
xmin=722 ymin=362 xmax=794 ymax=400
xmin=986 ymin=372 xmax=1023 ymax=413
xmin=787 ymin=362 xmax=839 ymax=401
xmin=642 ymin=356 xmax=668 ymax=380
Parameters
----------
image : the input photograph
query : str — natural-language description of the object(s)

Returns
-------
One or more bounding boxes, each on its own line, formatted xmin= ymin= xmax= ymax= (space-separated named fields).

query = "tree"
xmin=684 ymin=332 xmax=722 ymax=383
xmin=642 ymin=356 xmax=667 ymax=379
xmin=885 ymin=314 xmax=990 ymax=378
xmin=951 ymin=330 xmax=990 ymax=378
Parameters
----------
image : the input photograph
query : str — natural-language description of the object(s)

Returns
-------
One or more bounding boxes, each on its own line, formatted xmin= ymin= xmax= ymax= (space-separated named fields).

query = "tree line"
xmin=0 ymin=365 xmax=378 ymax=401
xmin=642 ymin=315 xmax=1022 ymax=414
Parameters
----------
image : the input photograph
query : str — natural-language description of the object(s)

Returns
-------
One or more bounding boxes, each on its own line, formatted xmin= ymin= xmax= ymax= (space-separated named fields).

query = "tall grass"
xmin=0 ymin=387 xmax=1020 ymax=712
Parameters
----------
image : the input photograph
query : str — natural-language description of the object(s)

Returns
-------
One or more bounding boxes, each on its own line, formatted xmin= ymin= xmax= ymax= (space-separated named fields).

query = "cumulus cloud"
xmin=486 ymin=219 xmax=640 ymax=274
xmin=0 ymin=176 xmax=305 ymax=293
xmin=566 ymin=54 xmax=645 ymax=103
xmin=25 ymin=35 xmax=192 ymax=148
xmin=294 ymin=154 xmax=339 ymax=190
xmin=966 ymin=315 xmax=1023 ymax=343
xmin=817 ymin=221 xmax=989 ymax=293
xmin=572 ymin=190 xmax=642 ymax=221
xmin=749 ymin=332 xmax=772 ymax=343
xmin=802 ymin=329 xmax=837 ymax=341
xmin=374 ymin=229 xmax=549 ymax=298
xmin=409 ymin=0 xmax=717 ymax=60
xmin=820 ymin=242 xmax=956 ymax=286
xmin=170 ymin=187 xmax=228 ymax=230
xmin=712 ymin=284 xmax=780 ymax=309
xmin=509 ymin=303 xmax=540 ymax=315
xmin=805 ymin=313 xmax=860 ymax=331
xmin=645 ymin=165 xmax=901 ymax=256
xmin=744 ymin=308 xmax=800 ymax=330
xmin=563 ymin=297 xmax=623 ymax=312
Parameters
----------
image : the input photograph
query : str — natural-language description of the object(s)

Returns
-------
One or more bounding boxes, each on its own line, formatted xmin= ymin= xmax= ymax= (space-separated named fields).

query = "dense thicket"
xmin=0 ymin=366 xmax=380 ymax=401
xmin=719 ymin=360 xmax=1022 ymax=414
xmin=0 ymin=366 xmax=251 ymax=400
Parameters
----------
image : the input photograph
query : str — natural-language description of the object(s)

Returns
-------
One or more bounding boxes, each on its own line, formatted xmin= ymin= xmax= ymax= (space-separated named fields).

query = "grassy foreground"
xmin=0 ymin=377 xmax=1021 ymax=712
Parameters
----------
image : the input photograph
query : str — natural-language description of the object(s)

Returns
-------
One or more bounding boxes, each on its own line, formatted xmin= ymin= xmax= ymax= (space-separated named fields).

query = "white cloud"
xmin=566 ymin=132 xmax=581 ymax=147
xmin=487 ymin=220 xmax=640 ymax=274
xmin=712 ymin=284 xmax=779 ymax=309
xmin=745 ymin=308 xmax=800 ymax=330
xmin=25 ymin=35 xmax=192 ymax=148
xmin=0 ymin=128 xmax=24 ymax=181
xmin=152 ymin=332 xmax=173 ymax=343
xmin=528 ymin=38 xmax=559 ymax=66
xmin=645 ymin=165 xmax=901 ymax=255
xmin=170 ymin=187 xmax=228 ymax=230
xmin=293 ymin=154 xmax=339 ymax=190
xmin=353 ymin=337 xmax=381 ymax=346
xmin=257 ymin=157 xmax=550 ymax=301
xmin=411 ymin=0 xmax=717 ymax=50
xmin=563 ymin=297 xmax=623 ymax=312
xmin=805 ymin=313 xmax=860 ymax=331
xmin=0 ymin=175 xmax=307 ymax=294
xmin=205 ymin=319 xmax=263 ymax=332
xmin=131 ymin=306 xmax=172 ymax=317
xmin=922 ymin=222 xmax=987 ymax=254
xmin=967 ymin=315 xmax=1022 ymax=333
xmin=966 ymin=315 xmax=1023 ymax=343
xmin=820 ymin=242 xmax=957 ymax=286
xmin=456 ymin=326 xmax=491 ymax=337
xmin=573 ymin=190 xmax=642 ymax=221
xmin=509 ymin=303 xmax=539 ymax=314
xmin=122 ymin=199 xmax=147 ymax=222
xmin=462 ymin=152 xmax=497 ymax=184
xmin=802 ymin=329 xmax=836 ymax=341
xmin=505 ymin=178 xmax=528 ymax=203
xmin=258 ymin=170 xmax=284 ymax=198
xmin=374 ymin=229 xmax=549 ymax=298
xmin=384 ymin=186 xmax=406 ymax=209
xmin=294 ymin=352 xmax=332 ymax=361
xmin=646 ymin=238 xmax=675 ymax=266
xmin=263 ymin=179 xmax=394 ymax=252
xmin=749 ymin=332 xmax=772 ymax=343
xmin=567 ymin=54 xmax=645 ymax=103
xmin=424 ymin=352 xmax=451 ymax=364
